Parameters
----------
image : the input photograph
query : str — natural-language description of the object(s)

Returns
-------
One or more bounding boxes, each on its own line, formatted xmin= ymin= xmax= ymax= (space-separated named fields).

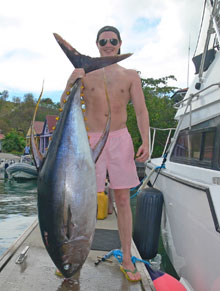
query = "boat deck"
xmin=0 ymin=210 xmax=155 ymax=291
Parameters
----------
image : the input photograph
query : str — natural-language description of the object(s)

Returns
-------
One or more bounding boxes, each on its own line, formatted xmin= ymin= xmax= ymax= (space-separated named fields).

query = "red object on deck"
xmin=145 ymin=264 xmax=186 ymax=291
xmin=153 ymin=273 xmax=186 ymax=291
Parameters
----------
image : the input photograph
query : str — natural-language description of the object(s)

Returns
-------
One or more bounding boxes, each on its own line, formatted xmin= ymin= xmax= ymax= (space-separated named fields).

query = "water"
xmin=0 ymin=179 xmax=38 ymax=256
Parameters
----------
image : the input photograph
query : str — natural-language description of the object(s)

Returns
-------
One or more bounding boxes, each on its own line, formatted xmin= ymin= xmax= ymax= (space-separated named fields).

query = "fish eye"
xmin=63 ymin=263 xmax=71 ymax=270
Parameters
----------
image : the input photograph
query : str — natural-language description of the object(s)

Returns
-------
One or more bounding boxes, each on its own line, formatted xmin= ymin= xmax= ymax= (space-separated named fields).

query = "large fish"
xmin=31 ymin=33 xmax=131 ymax=278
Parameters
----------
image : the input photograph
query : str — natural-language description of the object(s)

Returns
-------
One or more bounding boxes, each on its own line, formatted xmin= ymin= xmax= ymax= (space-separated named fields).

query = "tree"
xmin=0 ymin=92 xmax=59 ymax=137
xmin=23 ymin=93 xmax=35 ymax=104
xmin=127 ymin=75 xmax=178 ymax=157
xmin=2 ymin=129 xmax=25 ymax=153
xmin=12 ymin=96 xmax=21 ymax=104
xmin=41 ymin=98 xmax=54 ymax=105
xmin=0 ymin=119 xmax=10 ymax=134
xmin=0 ymin=90 xmax=9 ymax=101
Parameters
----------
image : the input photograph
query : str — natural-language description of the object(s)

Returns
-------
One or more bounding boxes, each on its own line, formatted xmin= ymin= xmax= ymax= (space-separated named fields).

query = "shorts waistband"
xmin=88 ymin=127 xmax=129 ymax=138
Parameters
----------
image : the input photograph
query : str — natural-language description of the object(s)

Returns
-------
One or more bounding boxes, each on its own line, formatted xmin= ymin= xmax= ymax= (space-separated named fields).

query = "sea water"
xmin=0 ymin=179 xmax=38 ymax=256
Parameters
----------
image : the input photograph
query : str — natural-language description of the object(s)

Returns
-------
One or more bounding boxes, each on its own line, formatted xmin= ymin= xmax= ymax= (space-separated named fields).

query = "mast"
xmin=196 ymin=0 xmax=220 ymax=89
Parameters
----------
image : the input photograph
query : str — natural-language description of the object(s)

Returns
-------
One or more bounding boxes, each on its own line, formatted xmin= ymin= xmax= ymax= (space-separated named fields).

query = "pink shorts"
xmin=89 ymin=127 xmax=140 ymax=192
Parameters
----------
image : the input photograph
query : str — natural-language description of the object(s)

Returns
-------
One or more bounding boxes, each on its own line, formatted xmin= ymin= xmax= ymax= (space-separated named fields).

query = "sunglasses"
xmin=98 ymin=38 xmax=119 ymax=47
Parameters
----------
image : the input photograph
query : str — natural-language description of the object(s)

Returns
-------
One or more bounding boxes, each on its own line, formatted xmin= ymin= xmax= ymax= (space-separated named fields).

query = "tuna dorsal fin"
xmin=92 ymin=70 xmax=111 ymax=163
xmin=53 ymin=33 xmax=132 ymax=73
xmin=31 ymin=82 xmax=44 ymax=170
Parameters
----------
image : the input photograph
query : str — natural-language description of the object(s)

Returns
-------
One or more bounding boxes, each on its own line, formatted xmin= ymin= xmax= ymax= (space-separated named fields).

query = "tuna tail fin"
xmin=53 ymin=33 xmax=132 ymax=73
xmin=31 ymin=82 xmax=44 ymax=170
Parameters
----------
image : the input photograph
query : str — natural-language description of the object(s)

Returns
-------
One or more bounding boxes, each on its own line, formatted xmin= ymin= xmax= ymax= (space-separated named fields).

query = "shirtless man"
xmin=60 ymin=26 xmax=149 ymax=282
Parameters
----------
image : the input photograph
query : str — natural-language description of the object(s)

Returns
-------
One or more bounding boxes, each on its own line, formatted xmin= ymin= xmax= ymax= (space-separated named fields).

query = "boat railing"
xmin=193 ymin=0 xmax=220 ymax=89
xmin=172 ymin=81 xmax=220 ymax=139
xmin=149 ymin=127 xmax=176 ymax=160
xmin=174 ymin=81 xmax=220 ymax=109
xmin=211 ymin=0 xmax=220 ymax=41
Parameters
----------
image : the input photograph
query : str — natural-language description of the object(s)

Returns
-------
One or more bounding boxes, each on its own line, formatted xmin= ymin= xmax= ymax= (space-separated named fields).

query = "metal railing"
xmin=149 ymin=127 xmax=176 ymax=160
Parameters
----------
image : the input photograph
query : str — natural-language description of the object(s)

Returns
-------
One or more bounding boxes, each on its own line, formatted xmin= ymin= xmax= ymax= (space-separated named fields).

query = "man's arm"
xmin=129 ymin=70 xmax=150 ymax=162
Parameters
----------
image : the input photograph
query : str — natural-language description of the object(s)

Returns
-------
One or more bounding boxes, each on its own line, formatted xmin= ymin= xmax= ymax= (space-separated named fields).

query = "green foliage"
xmin=126 ymin=104 xmax=141 ymax=152
xmin=41 ymin=98 xmax=54 ymax=105
xmin=23 ymin=93 xmax=35 ymax=104
xmin=0 ymin=90 xmax=59 ymax=136
xmin=127 ymin=75 xmax=178 ymax=157
xmin=0 ymin=119 xmax=10 ymax=134
xmin=2 ymin=130 xmax=26 ymax=154
xmin=0 ymin=90 xmax=9 ymax=101
xmin=1 ymin=77 xmax=178 ymax=157
xmin=141 ymin=75 xmax=177 ymax=96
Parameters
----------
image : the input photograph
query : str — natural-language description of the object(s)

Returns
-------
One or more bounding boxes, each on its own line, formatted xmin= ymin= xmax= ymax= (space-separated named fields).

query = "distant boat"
xmin=6 ymin=155 xmax=37 ymax=181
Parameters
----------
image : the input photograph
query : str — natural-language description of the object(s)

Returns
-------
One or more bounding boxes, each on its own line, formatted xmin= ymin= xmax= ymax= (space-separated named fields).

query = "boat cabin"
xmin=26 ymin=121 xmax=44 ymax=150
xmin=26 ymin=115 xmax=58 ymax=155
xmin=39 ymin=115 xmax=58 ymax=155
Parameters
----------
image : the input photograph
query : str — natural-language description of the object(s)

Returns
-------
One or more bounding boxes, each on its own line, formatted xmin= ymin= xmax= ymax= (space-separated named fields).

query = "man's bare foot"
xmin=120 ymin=260 xmax=141 ymax=282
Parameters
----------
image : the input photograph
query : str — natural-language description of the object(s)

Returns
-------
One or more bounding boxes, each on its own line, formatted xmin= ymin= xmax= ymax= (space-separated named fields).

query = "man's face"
xmin=97 ymin=31 xmax=121 ymax=57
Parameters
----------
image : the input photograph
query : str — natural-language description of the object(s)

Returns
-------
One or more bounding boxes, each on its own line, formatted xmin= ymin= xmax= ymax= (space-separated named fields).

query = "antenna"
xmin=187 ymin=34 xmax=191 ymax=88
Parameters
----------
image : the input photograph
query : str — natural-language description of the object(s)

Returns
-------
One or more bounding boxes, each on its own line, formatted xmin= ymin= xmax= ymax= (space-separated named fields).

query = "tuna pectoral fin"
xmin=53 ymin=33 xmax=132 ymax=73
xmin=30 ymin=83 xmax=44 ymax=170
xmin=63 ymin=206 xmax=75 ymax=241
xmin=92 ymin=114 xmax=110 ymax=163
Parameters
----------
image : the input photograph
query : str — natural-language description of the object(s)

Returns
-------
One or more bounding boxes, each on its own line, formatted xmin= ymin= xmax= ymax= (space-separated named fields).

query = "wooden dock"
xmin=0 ymin=209 xmax=155 ymax=291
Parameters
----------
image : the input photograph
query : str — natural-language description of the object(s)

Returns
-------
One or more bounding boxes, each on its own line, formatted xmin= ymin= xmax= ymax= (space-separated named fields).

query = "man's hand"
xmin=135 ymin=144 xmax=149 ymax=163
xmin=60 ymin=68 xmax=86 ymax=108
xmin=66 ymin=68 xmax=86 ymax=88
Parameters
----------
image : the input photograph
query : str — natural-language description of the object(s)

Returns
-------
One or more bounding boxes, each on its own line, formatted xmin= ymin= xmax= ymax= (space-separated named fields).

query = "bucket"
xmin=97 ymin=192 xmax=108 ymax=220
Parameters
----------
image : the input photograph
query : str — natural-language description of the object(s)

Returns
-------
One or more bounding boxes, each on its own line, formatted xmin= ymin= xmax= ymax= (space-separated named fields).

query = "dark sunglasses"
xmin=98 ymin=38 xmax=119 ymax=47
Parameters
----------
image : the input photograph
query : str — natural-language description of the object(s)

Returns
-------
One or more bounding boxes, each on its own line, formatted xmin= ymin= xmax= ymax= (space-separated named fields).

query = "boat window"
xmin=190 ymin=132 xmax=202 ymax=160
xmin=201 ymin=131 xmax=215 ymax=161
xmin=192 ymin=49 xmax=216 ymax=74
xmin=171 ymin=127 xmax=216 ymax=168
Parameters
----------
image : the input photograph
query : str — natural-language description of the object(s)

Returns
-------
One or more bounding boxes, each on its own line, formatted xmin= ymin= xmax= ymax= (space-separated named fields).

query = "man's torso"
xmin=83 ymin=64 xmax=135 ymax=132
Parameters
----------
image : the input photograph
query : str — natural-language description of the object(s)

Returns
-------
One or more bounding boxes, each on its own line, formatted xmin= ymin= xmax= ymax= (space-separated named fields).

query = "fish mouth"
xmin=60 ymin=262 xmax=81 ymax=278
xmin=54 ymin=237 xmax=90 ymax=277
xmin=57 ymin=251 xmax=87 ymax=278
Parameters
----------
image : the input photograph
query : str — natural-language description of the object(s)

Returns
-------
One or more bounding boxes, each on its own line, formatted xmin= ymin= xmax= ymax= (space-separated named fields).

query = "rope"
xmin=130 ymin=164 xmax=166 ymax=199
xmin=101 ymin=249 xmax=150 ymax=266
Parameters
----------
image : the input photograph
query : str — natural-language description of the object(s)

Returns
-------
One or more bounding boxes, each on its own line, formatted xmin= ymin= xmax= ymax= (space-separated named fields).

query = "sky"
xmin=0 ymin=0 xmax=204 ymax=103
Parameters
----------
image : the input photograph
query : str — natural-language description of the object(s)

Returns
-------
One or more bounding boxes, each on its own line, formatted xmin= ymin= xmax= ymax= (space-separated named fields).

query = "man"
xmin=60 ymin=26 xmax=149 ymax=282
xmin=24 ymin=145 xmax=30 ymax=155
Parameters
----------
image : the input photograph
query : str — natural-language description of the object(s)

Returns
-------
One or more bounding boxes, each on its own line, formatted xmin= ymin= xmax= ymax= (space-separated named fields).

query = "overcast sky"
xmin=0 ymin=0 xmax=203 ymax=102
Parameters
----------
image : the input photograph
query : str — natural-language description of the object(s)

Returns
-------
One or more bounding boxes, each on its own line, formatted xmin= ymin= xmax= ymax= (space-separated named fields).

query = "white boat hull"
xmin=6 ymin=163 xmax=37 ymax=180
xmin=146 ymin=161 xmax=220 ymax=291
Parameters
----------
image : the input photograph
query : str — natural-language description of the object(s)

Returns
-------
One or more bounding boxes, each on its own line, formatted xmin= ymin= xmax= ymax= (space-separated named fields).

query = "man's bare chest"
xmin=84 ymin=73 xmax=130 ymax=95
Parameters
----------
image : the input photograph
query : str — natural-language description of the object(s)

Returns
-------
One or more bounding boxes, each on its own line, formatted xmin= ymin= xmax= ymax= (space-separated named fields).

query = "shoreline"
xmin=0 ymin=153 xmax=20 ymax=162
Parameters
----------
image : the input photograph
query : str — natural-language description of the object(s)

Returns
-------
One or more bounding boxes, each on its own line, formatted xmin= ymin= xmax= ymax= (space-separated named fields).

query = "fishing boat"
xmin=145 ymin=1 xmax=220 ymax=290
xmin=6 ymin=155 xmax=37 ymax=181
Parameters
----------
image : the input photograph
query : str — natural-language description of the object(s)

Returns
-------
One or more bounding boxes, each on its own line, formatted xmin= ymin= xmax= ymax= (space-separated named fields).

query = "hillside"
xmin=0 ymin=93 xmax=60 ymax=136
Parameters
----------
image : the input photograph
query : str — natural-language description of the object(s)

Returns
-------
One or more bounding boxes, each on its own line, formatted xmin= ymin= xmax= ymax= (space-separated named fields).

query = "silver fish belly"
xmin=37 ymin=80 xmax=96 ymax=278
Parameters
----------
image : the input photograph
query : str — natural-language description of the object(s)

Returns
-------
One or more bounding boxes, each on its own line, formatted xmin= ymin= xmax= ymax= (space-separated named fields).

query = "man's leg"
xmin=114 ymin=188 xmax=141 ymax=281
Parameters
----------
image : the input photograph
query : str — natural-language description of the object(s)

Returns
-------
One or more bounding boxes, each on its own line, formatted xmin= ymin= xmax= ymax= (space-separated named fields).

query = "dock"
xmin=0 ymin=208 xmax=155 ymax=291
